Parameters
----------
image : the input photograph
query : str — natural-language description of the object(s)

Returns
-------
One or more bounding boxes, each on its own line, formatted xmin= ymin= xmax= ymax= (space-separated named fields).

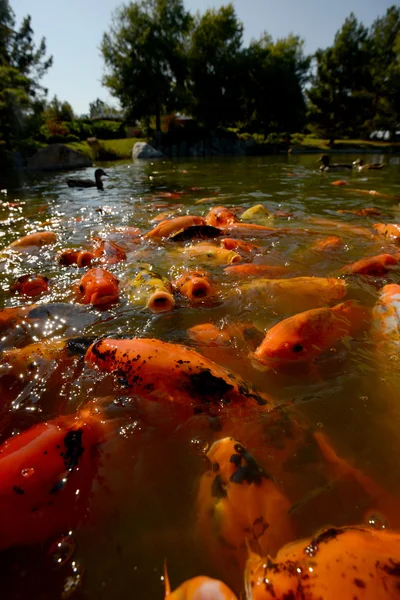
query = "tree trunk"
xmin=155 ymin=97 xmax=161 ymax=133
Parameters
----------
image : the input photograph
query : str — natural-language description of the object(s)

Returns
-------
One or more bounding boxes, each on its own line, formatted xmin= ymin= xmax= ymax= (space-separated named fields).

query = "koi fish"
xmin=251 ymin=300 xmax=369 ymax=367
xmin=84 ymin=338 xmax=274 ymax=411
xmin=182 ymin=242 xmax=242 ymax=265
xmin=169 ymin=225 xmax=222 ymax=242
xmin=331 ymin=180 xmax=349 ymax=186
xmin=197 ymin=438 xmax=292 ymax=575
xmin=92 ymin=239 xmax=126 ymax=264
xmin=240 ymin=204 xmax=271 ymax=220
xmin=164 ymin=568 xmax=237 ymax=600
xmin=58 ymin=248 xmax=94 ymax=267
xmin=173 ymin=269 xmax=214 ymax=303
xmin=373 ymin=223 xmax=400 ymax=243
xmin=183 ymin=242 xmax=241 ymax=265
xmin=347 ymin=187 xmax=400 ymax=200
xmin=224 ymin=264 xmax=287 ymax=277
xmin=11 ymin=274 xmax=49 ymax=297
xmin=1 ymin=336 xmax=94 ymax=384
xmin=341 ymin=253 xmax=399 ymax=276
xmin=220 ymin=238 xmax=259 ymax=252
xmin=77 ymin=268 xmax=119 ymax=307
xmin=307 ymin=217 xmax=375 ymax=239
xmin=371 ymin=284 xmax=400 ymax=344
xmin=188 ymin=322 xmax=263 ymax=350
xmin=311 ymin=236 xmax=343 ymax=252
xmin=205 ymin=206 xmax=237 ymax=227
xmin=8 ymin=231 xmax=57 ymax=249
xmin=0 ymin=305 xmax=37 ymax=333
xmin=238 ymin=277 xmax=347 ymax=313
xmin=145 ymin=215 xmax=206 ymax=239
xmin=122 ymin=266 xmax=174 ymax=313
xmin=245 ymin=526 xmax=400 ymax=599
xmin=337 ymin=207 xmax=382 ymax=216
xmin=0 ymin=405 xmax=112 ymax=549
xmin=222 ymin=222 xmax=278 ymax=237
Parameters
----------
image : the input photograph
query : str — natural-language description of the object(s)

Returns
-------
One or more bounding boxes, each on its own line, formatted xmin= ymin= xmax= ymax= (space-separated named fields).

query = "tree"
xmin=243 ymin=34 xmax=310 ymax=133
xmin=186 ymin=4 xmax=245 ymax=127
xmin=0 ymin=0 xmax=52 ymax=148
xmin=101 ymin=0 xmax=192 ymax=132
xmin=368 ymin=6 xmax=400 ymax=138
xmin=89 ymin=98 xmax=120 ymax=119
xmin=307 ymin=14 xmax=372 ymax=141
xmin=44 ymin=95 xmax=74 ymax=121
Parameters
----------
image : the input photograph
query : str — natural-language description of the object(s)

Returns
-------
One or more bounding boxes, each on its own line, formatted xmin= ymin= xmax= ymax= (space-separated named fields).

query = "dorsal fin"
xmin=164 ymin=559 xmax=171 ymax=597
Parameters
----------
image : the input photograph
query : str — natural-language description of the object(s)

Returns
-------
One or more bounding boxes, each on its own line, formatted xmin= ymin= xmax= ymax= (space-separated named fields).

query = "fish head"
xmin=12 ymin=274 xmax=49 ymax=297
xmin=79 ymin=270 xmax=119 ymax=306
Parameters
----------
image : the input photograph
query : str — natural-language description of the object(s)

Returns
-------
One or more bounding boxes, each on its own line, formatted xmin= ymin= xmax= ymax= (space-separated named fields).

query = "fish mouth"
xmin=146 ymin=291 xmax=175 ymax=313
xmin=89 ymin=288 xmax=119 ymax=306
xmin=22 ymin=283 xmax=48 ymax=297
xmin=228 ymin=252 xmax=241 ymax=264
xmin=187 ymin=278 xmax=212 ymax=301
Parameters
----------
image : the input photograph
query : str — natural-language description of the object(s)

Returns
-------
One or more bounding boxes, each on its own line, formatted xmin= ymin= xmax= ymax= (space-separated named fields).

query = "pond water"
xmin=0 ymin=153 xmax=400 ymax=599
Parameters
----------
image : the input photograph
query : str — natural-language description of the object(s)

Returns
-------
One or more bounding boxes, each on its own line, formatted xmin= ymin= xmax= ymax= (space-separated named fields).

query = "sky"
xmin=12 ymin=0 xmax=396 ymax=116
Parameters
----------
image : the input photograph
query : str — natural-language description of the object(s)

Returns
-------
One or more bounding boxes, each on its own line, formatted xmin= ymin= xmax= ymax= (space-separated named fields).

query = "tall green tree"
xmin=307 ymin=14 xmax=372 ymax=141
xmin=243 ymin=34 xmax=310 ymax=133
xmin=0 ymin=0 xmax=52 ymax=148
xmin=101 ymin=0 xmax=192 ymax=132
xmin=187 ymin=4 xmax=244 ymax=127
xmin=368 ymin=6 xmax=400 ymax=138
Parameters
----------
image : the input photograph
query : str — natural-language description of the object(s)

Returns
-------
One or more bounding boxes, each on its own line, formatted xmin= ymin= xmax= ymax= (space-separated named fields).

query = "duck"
xmin=317 ymin=155 xmax=353 ymax=172
xmin=66 ymin=169 xmax=108 ymax=190
xmin=353 ymin=158 xmax=385 ymax=171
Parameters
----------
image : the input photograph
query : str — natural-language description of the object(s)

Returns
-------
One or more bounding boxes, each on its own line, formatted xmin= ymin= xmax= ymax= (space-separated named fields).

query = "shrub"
xmin=92 ymin=120 xmax=125 ymax=139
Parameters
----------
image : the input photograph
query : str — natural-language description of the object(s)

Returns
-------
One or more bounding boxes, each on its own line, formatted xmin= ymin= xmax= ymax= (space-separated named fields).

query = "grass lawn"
xmin=67 ymin=137 xmax=147 ymax=161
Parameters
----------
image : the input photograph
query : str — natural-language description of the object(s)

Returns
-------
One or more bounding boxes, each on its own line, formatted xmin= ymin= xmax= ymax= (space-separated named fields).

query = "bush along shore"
xmin=2 ymin=131 xmax=400 ymax=172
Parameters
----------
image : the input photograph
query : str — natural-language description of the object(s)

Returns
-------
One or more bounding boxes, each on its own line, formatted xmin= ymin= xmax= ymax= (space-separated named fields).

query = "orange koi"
xmin=238 ymin=277 xmax=347 ymax=313
xmin=77 ymin=268 xmax=119 ymax=307
xmin=251 ymin=300 xmax=369 ymax=367
xmin=341 ymin=253 xmax=399 ymax=276
xmin=220 ymin=238 xmax=259 ymax=252
xmin=197 ymin=438 xmax=292 ymax=574
xmin=372 ymin=284 xmax=400 ymax=343
xmin=224 ymin=264 xmax=287 ymax=277
xmin=174 ymin=269 xmax=215 ymax=302
xmin=311 ymin=236 xmax=343 ymax=252
xmin=110 ymin=226 xmax=142 ymax=237
xmin=188 ymin=322 xmax=263 ymax=349
xmin=307 ymin=216 xmax=375 ymax=239
xmin=347 ymin=187 xmax=400 ymax=200
xmin=205 ymin=206 xmax=237 ymax=227
xmin=245 ymin=526 xmax=400 ymax=600
xmin=337 ymin=207 xmax=382 ymax=216
xmin=164 ymin=568 xmax=237 ymax=599
xmin=373 ymin=223 xmax=400 ymax=243
xmin=58 ymin=248 xmax=94 ymax=267
xmin=8 ymin=231 xmax=57 ymax=249
xmin=92 ymin=238 xmax=126 ymax=264
xmin=0 ymin=405 xmax=112 ymax=549
xmin=145 ymin=215 xmax=205 ymax=238
xmin=222 ymin=222 xmax=277 ymax=237
xmin=85 ymin=338 xmax=274 ymax=410
xmin=0 ymin=305 xmax=37 ymax=333
xmin=331 ymin=180 xmax=349 ymax=186
xmin=11 ymin=274 xmax=49 ymax=297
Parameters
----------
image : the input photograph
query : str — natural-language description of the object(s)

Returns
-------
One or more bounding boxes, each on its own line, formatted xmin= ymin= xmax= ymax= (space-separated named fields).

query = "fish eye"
xmin=292 ymin=344 xmax=304 ymax=353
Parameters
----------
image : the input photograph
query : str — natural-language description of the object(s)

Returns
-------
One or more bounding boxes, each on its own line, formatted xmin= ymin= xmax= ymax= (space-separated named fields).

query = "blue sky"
xmin=12 ymin=0 xmax=396 ymax=116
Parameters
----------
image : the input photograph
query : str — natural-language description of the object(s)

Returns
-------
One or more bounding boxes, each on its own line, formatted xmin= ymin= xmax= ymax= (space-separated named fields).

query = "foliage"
xmin=89 ymin=97 xmax=121 ymax=119
xmin=187 ymin=4 xmax=244 ymax=127
xmin=243 ymin=34 xmax=311 ymax=133
xmin=0 ymin=0 xmax=52 ymax=148
xmin=101 ymin=0 xmax=193 ymax=131
xmin=307 ymin=6 xmax=400 ymax=141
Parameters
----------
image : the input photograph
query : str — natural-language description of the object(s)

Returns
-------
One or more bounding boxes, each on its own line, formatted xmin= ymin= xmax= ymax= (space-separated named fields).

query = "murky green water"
xmin=0 ymin=154 xmax=400 ymax=599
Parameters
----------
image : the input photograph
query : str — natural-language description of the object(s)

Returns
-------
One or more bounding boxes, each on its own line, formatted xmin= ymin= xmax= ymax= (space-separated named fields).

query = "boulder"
xmin=132 ymin=142 xmax=164 ymax=159
xmin=27 ymin=144 xmax=92 ymax=171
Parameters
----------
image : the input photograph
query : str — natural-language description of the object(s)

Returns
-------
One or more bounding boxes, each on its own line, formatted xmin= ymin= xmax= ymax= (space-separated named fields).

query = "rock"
xmin=132 ymin=142 xmax=164 ymax=159
xmin=27 ymin=144 xmax=91 ymax=171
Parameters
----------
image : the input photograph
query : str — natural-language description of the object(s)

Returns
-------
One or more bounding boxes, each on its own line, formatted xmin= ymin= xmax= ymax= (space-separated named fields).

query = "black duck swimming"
xmin=66 ymin=169 xmax=108 ymax=190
